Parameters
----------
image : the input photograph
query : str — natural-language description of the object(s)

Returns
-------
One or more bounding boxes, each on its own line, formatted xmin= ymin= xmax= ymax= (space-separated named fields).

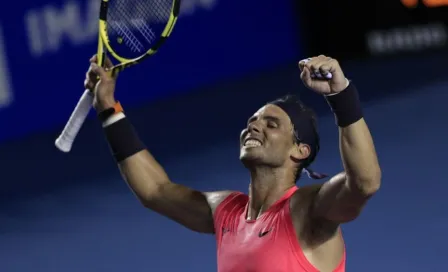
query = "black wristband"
xmin=104 ymin=117 xmax=146 ymax=162
xmin=98 ymin=108 xmax=116 ymax=122
xmin=325 ymin=82 xmax=363 ymax=127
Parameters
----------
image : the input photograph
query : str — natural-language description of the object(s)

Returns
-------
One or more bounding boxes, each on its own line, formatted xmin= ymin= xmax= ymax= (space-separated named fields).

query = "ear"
xmin=290 ymin=143 xmax=311 ymax=162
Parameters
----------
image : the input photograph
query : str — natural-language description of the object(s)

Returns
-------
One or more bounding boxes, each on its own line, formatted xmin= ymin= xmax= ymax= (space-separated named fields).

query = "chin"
xmin=240 ymin=149 xmax=264 ymax=167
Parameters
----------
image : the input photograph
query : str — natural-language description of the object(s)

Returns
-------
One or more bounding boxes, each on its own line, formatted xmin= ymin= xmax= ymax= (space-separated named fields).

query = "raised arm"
xmin=87 ymin=57 xmax=232 ymax=233
xmin=315 ymin=116 xmax=381 ymax=223
xmin=118 ymin=150 xmax=232 ymax=233
xmin=299 ymin=56 xmax=381 ymax=224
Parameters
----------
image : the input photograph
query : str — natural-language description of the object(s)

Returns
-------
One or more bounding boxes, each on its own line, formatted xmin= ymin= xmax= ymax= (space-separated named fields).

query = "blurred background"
xmin=1 ymin=0 xmax=447 ymax=271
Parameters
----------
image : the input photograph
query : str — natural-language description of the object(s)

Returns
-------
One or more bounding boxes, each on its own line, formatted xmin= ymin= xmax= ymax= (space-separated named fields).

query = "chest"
xmin=217 ymin=212 xmax=301 ymax=272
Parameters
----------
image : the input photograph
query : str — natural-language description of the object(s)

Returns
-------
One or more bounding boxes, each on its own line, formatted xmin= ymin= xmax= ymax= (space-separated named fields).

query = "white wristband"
xmin=102 ymin=112 xmax=126 ymax=127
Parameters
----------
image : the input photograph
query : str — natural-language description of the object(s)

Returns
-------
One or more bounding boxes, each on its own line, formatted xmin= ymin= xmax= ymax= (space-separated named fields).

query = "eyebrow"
xmin=247 ymin=115 xmax=281 ymax=124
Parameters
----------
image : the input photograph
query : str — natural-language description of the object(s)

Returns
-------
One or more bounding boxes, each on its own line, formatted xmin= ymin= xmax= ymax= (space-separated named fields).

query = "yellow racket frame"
xmin=96 ymin=0 xmax=180 ymax=74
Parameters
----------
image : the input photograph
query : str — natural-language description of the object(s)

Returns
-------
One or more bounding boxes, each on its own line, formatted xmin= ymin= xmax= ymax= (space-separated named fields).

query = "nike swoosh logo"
xmin=258 ymin=228 xmax=272 ymax=237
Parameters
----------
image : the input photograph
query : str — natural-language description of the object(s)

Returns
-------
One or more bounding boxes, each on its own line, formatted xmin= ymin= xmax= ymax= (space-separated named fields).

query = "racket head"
xmin=99 ymin=0 xmax=180 ymax=68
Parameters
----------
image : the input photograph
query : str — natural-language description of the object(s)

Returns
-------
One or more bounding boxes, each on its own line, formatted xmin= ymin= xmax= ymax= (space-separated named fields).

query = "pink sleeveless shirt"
xmin=214 ymin=186 xmax=346 ymax=272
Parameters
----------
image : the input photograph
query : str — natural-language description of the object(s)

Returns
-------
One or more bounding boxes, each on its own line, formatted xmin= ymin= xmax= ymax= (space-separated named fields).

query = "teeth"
xmin=245 ymin=139 xmax=261 ymax=147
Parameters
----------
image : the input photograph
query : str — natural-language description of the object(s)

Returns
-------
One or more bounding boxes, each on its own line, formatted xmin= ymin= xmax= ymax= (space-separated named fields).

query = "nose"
xmin=248 ymin=122 xmax=261 ymax=134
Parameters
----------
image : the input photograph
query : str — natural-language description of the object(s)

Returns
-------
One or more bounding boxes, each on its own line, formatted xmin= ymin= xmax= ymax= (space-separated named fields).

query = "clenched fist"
xmin=299 ymin=55 xmax=349 ymax=95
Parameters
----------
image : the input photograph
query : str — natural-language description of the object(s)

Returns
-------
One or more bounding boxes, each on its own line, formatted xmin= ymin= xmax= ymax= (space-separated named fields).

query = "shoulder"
xmin=211 ymin=191 xmax=247 ymax=232
xmin=207 ymin=191 xmax=247 ymax=216
xmin=290 ymin=184 xmax=340 ymax=238
xmin=289 ymin=184 xmax=324 ymax=231
xmin=290 ymin=184 xmax=324 ymax=212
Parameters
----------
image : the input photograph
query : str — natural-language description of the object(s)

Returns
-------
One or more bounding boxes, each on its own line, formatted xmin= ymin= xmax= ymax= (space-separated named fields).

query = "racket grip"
xmin=55 ymin=89 xmax=94 ymax=152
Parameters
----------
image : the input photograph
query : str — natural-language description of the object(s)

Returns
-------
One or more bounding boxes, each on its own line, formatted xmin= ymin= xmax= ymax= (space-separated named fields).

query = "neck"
xmin=247 ymin=166 xmax=295 ymax=220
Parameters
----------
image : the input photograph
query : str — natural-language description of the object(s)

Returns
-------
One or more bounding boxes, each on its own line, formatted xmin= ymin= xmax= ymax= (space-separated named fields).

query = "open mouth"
xmin=244 ymin=138 xmax=262 ymax=148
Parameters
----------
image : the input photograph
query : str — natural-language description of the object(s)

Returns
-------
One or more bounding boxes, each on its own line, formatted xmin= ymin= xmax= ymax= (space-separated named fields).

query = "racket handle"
xmin=55 ymin=89 xmax=93 ymax=152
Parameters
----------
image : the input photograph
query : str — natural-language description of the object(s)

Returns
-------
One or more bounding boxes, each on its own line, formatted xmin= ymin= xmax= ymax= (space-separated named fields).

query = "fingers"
xmin=104 ymin=57 xmax=113 ymax=69
xmin=299 ymin=55 xmax=337 ymax=79
xmin=84 ymin=75 xmax=95 ymax=90
xmin=89 ymin=54 xmax=113 ymax=69
xmin=89 ymin=54 xmax=97 ymax=63
xmin=90 ymin=63 xmax=109 ymax=79
xmin=300 ymin=67 xmax=313 ymax=86
xmin=298 ymin=58 xmax=310 ymax=72
xmin=84 ymin=61 xmax=113 ymax=90
xmin=84 ymin=61 xmax=97 ymax=90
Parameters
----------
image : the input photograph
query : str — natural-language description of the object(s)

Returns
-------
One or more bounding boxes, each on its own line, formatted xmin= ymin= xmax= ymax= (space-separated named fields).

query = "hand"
xmin=84 ymin=55 xmax=117 ymax=112
xmin=299 ymin=55 xmax=349 ymax=95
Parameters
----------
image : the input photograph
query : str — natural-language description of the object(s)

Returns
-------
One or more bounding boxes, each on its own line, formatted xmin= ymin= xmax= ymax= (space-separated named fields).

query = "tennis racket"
xmin=55 ymin=0 xmax=181 ymax=152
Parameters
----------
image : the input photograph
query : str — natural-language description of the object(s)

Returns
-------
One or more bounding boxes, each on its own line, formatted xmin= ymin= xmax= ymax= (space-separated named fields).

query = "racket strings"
xmin=107 ymin=0 xmax=173 ymax=55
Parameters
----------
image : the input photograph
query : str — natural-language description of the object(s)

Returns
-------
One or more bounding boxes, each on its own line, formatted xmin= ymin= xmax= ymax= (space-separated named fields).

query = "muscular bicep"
xmin=312 ymin=172 xmax=373 ymax=223
xmin=145 ymin=182 xmax=233 ymax=234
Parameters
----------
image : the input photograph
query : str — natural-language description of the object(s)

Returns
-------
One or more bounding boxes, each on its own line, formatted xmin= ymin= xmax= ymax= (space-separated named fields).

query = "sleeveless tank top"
xmin=214 ymin=186 xmax=346 ymax=272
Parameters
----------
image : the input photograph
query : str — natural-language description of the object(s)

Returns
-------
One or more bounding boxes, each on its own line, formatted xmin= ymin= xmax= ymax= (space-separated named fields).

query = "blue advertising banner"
xmin=0 ymin=0 xmax=300 ymax=142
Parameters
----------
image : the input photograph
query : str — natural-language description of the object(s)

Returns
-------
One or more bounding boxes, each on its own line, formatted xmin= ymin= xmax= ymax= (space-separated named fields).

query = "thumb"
xmin=91 ymin=63 xmax=109 ymax=80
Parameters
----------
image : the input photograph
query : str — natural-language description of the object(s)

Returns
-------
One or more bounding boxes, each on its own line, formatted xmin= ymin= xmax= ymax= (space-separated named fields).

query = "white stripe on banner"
xmin=0 ymin=24 xmax=13 ymax=109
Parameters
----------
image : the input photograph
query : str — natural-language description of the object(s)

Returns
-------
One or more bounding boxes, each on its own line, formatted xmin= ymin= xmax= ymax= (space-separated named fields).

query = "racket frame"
xmin=99 ymin=0 xmax=180 ymax=74
xmin=55 ymin=0 xmax=181 ymax=152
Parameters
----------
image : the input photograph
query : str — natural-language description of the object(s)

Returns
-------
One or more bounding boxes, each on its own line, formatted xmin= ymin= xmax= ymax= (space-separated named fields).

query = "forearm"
xmin=103 ymin=112 xmax=172 ymax=203
xmin=326 ymin=83 xmax=381 ymax=195
xmin=102 ymin=113 xmax=213 ymax=212
xmin=119 ymin=150 xmax=172 ymax=204
xmin=101 ymin=111 xmax=221 ymax=233
xmin=339 ymin=119 xmax=381 ymax=194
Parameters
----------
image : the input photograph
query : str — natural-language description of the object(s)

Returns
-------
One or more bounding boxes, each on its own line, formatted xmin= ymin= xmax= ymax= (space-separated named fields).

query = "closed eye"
xmin=267 ymin=121 xmax=278 ymax=128
xmin=247 ymin=115 xmax=281 ymax=128
xmin=265 ymin=116 xmax=280 ymax=128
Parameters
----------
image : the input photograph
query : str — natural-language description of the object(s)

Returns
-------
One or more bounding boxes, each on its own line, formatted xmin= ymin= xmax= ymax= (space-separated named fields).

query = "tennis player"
xmin=86 ymin=54 xmax=381 ymax=272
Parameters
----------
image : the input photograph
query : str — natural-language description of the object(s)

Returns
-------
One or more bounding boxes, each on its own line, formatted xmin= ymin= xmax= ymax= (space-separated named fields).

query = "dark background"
xmin=1 ymin=0 xmax=447 ymax=271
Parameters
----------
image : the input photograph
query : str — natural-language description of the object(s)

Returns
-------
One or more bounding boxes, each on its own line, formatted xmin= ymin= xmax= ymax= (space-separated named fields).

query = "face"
xmin=240 ymin=104 xmax=298 ymax=168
